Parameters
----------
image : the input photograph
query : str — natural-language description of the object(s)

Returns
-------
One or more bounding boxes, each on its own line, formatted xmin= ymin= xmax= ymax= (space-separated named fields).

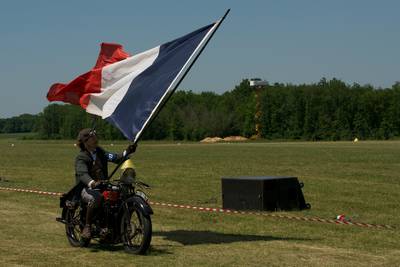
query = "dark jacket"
xmin=75 ymin=147 xmax=123 ymax=186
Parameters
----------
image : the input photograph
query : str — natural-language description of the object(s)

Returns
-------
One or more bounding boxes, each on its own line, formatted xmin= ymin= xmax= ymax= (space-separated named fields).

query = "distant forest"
xmin=1 ymin=78 xmax=400 ymax=141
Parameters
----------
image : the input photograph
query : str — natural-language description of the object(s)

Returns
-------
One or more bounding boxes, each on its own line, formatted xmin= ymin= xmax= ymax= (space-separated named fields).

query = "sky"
xmin=0 ymin=0 xmax=399 ymax=118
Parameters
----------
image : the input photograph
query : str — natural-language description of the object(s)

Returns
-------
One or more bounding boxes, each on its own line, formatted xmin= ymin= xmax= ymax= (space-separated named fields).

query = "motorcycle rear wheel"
xmin=63 ymin=206 xmax=90 ymax=247
xmin=121 ymin=206 xmax=152 ymax=255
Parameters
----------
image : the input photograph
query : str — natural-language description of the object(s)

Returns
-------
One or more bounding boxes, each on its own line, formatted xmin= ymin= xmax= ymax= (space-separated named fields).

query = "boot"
xmin=81 ymin=206 xmax=94 ymax=239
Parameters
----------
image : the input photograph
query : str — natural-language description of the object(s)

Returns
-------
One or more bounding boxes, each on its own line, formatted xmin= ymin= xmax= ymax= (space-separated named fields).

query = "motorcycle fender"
xmin=61 ymin=206 xmax=67 ymax=220
xmin=125 ymin=196 xmax=153 ymax=216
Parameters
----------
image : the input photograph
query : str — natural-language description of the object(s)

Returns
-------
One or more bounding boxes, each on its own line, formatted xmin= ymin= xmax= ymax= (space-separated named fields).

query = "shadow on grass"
xmin=89 ymin=243 xmax=125 ymax=253
xmin=85 ymin=230 xmax=313 ymax=254
xmin=88 ymin=243 xmax=173 ymax=256
xmin=154 ymin=230 xmax=314 ymax=246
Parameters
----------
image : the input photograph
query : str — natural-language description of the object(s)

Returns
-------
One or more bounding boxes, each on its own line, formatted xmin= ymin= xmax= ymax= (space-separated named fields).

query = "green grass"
xmin=0 ymin=139 xmax=399 ymax=266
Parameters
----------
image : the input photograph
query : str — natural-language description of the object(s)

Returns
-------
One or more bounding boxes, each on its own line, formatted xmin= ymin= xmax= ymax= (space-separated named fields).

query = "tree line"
xmin=1 ymin=78 xmax=399 ymax=141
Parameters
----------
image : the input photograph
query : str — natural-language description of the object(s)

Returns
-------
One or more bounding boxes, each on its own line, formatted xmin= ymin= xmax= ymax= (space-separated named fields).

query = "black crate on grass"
xmin=221 ymin=176 xmax=310 ymax=211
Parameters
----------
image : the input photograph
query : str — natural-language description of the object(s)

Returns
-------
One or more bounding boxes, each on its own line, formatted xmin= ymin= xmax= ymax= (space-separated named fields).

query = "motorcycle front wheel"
xmin=120 ymin=205 xmax=152 ymax=255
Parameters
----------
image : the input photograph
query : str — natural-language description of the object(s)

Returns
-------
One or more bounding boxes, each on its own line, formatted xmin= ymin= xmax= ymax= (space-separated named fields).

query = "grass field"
xmin=0 ymin=136 xmax=399 ymax=266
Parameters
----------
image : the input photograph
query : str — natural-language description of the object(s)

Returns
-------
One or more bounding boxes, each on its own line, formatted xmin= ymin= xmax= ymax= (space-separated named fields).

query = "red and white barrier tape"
xmin=0 ymin=186 xmax=394 ymax=230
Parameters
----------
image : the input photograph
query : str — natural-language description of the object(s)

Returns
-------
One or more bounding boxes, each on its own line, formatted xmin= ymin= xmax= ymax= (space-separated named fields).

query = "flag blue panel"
xmin=106 ymin=23 xmax=215 ymax=141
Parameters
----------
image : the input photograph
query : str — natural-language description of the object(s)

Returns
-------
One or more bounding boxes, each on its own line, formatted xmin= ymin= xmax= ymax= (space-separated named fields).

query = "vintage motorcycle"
xmin=56 ymin=160 xmax=153 ymax=255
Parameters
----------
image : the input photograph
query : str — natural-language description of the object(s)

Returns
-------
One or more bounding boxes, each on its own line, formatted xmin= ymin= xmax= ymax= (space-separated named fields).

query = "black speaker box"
xmin=221 ymin=176 xmax=310 ymax=211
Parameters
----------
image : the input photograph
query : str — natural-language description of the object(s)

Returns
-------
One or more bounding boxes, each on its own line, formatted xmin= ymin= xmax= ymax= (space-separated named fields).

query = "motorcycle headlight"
xmin=120 ymin=168 xmax=136 ymax=184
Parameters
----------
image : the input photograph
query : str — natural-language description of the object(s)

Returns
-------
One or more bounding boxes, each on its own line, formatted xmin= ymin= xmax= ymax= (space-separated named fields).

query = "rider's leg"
xmin=82 ymin=201 xmax=95 ymax=238
xmin=81 ymin=188 xmax=102 ymax=239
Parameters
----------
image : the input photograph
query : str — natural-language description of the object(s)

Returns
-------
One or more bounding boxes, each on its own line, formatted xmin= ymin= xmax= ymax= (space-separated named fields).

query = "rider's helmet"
xmin=76 ymin=128 xmax=96 ymax=150
xmin=120 ymin=158 xmax=136 ymax=184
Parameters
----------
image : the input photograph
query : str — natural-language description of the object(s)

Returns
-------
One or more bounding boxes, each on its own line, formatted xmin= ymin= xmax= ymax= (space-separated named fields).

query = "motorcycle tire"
xmin=63 ymin=206 xmax=90 ymax=247
xmin=120 ymin=205 xmax=152 ymax=255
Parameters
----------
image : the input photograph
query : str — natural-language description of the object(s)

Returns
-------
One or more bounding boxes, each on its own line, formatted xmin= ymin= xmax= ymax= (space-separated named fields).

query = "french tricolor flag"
xmin=47 ymin=10 xmax=229 ymax=142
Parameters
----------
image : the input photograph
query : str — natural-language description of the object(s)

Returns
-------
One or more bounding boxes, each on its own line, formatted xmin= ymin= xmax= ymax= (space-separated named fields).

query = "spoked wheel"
xmin=121 ymin=205 xmax=152 ymax=255
xmin=63 ymin=206 xmax=90 ymax=247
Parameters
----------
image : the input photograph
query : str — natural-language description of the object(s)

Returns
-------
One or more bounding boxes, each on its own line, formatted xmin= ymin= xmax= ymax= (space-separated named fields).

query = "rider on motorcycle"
xmin=75 ymin=128 xmax=136 ymax=239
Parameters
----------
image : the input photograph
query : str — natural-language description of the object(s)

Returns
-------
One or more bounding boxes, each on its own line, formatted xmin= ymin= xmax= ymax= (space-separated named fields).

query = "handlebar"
xmin=93 ymin=180 xmax=116 ymax=190
xmin=94 ymin=179 xmax=150 ymax=190
xmin=111 ymin=178 xmax=150 ymax=189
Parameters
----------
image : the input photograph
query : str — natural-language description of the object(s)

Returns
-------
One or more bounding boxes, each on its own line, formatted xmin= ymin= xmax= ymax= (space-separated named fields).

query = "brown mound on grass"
xmin=200 ymin=136 xmax=248 ymax=143
xmin=200 ymin=137 xmax=223 ymax=143
xmin=223 ymin=136 xmax=248 ymax=142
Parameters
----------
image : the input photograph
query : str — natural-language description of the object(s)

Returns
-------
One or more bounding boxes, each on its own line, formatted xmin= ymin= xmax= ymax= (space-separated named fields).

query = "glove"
xmin=94 ymin=180 xmax=103 ymax=188
xmin=89 ymin=180 xmax=102 ymax=189
xmin=124 ymin=143 xmax=137 ymax=156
